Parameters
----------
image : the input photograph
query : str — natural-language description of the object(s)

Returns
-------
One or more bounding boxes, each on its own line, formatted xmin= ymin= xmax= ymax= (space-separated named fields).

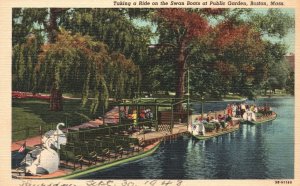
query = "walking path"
xmin=11 ymin=136 xmax=42 ymax=151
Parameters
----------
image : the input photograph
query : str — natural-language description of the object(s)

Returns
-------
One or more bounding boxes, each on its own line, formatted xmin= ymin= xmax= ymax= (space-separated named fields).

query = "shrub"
xmin=225 ymin=116 xmax=232 ymax=122
xmin=220 ymin=121 xmax=226 ymax=129
xmin=255 ymin=112 xmax=263 ymax=118
xmin=204 ymin=122 xmax=216 ymax=132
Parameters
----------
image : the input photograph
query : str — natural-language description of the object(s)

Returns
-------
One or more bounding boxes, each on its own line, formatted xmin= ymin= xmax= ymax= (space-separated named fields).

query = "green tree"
xmin=38 ymin=31 xmax=139 ymax=113
xmin=60 ymin=9 xmax=152 ymax=66
xmin=12 ymin=8 xmax=48 ymax=92
xmin=285 ymin=71 xmax=294 ymax=95
xmin=12 ymin=8 xmax=145 ymax=111
xmin=60 ymin=8 xmax=152 ymax=99
xmin=155 ymin=9 xmax=211 ymax=104
xmin=152 ymin=9 xmax=270 ymax=101
xmin=12 ymin=8 xmax=69 ymax=110
xmin=267 ymin=59 xmax=291 ymax=94
xmin=12 ymin=34 xmax=40 ymax=92
xmin=190 ymin=9 xmax=294 ymax=99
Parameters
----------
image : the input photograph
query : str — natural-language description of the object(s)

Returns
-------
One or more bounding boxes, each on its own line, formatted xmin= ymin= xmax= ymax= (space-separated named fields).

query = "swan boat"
xmin=241 ymin=111 xmax=277 ymax=125
xmin=19 ymin=123 xmax=67 ymax=175
xmin=12 ymin=123 xmax=161 ymax=179
xmin=188 ymin=118 xmax=240 ymax=140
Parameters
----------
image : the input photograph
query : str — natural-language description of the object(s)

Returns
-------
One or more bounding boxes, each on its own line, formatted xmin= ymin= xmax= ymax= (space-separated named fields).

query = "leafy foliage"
xmin=12 ymin=35 xmax=40 ymax=92
xmin=12 ymin=8 xmax=294 ymax=113
xmin=12 ymin=8 xmax=144 ymax=113
xmin=151 ymin=8 xmax=294 ymax=99
xmin=37 ymin=31 xmax=140 ymax=113
xmin=60 ymin=9 xmax=152 ymax=65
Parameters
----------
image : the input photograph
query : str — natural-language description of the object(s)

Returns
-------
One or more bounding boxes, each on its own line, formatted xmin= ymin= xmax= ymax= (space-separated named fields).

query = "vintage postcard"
xmin=0 ymin=0 xmax=299 ymax=186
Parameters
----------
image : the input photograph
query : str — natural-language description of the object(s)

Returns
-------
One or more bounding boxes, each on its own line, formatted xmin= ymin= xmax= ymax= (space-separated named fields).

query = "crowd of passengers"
xmin=118 ymin=108 xmax=155 ymax=133
xmin=120 ymin=108 xmax=154 ymax=124
xmin=191 ymin=103 xmax=273 ymax=135
xmin=225 ymin=103 xmax=272 ymax=118
xmin=192 ymin=114 xmax=235 ymax=130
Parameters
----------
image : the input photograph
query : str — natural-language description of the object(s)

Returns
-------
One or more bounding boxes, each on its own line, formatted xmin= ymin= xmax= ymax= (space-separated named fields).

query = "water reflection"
xmin=140 ymin=152 xmax=163 ymax=178
xmin=184 ymin=137 xmax=217 ymax=179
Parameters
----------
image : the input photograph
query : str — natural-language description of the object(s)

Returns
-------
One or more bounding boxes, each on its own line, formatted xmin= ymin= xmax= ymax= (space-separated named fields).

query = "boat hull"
xmin=62 ymin=141 xmax=161 ymax=179
xmin=192 ymin=125 xmax=240 ymax=140
xmin=14 ymin=141 xmax=161 ymax=179
xmin=241 ymin=113 xmax=277 ymax=125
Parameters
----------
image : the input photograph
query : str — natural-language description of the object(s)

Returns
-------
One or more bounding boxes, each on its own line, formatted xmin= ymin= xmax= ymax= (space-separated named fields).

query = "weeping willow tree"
xmin=60 ymin=9 xmax=151 ymax=65
xmin=107 ymin=52 xmax=141 ymax=99
xmin=38 ymin=30 xmax=140 ymax=113
xmin=12 ymin=34 xmax=40 ymax=92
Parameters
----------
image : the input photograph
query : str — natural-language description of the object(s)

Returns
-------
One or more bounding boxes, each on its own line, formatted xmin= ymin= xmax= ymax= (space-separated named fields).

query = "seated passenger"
xmin=206 ymin=117 xmax=210 ymax=122
xmin=145 ymin=108 xmax=153 ymax=120
xmin=139 ymin=109 xmax=146 ymax=121
xmin=193 ymin=117 xmax=200 ymax=125
xmin=132 ymin=110 xmax=137 ymax=125
xmin=198 ymin=117 xmax=205 ymax=135
xmin=220 ymin=121 xmax=226 ymax=129
xmin=218 ymin=114 xmax=224 ymax=122
xmin=210 ymin=116 xmax=219 ymax=123
xmin=254 ymin=106 xmax=258 ymax=113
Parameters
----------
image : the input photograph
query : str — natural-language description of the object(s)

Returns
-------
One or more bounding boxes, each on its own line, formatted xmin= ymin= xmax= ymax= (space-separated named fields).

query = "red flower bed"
xmin=12 ymin=91 xmax=50 ymax=100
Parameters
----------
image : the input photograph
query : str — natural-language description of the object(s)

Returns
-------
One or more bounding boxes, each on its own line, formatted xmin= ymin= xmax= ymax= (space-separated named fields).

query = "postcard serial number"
xmin=275 ymin=181 xmax=293 ymax=184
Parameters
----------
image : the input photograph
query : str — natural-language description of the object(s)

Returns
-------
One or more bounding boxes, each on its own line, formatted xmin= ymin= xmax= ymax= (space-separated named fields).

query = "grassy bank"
xmin=147 ymin=93 xmax=245 ymax=101
xmin=12 ymin=98 xmax=97 ymax=141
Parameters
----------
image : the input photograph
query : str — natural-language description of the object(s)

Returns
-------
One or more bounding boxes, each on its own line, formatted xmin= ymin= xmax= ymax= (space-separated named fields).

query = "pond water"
xmin=78 ymin=97 xmax=294 ymax=179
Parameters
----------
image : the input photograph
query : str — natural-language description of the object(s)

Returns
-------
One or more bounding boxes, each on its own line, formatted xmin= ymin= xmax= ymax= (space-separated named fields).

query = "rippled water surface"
xmin=79 ymin=97 xmax=294 ymax=179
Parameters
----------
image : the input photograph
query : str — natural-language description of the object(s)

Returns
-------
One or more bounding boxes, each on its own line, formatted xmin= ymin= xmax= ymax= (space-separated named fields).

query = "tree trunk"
xmin=264 ymin=88 xmax=267 ymax=96
xmin=175 ymin=45 xmax=186 ymax=111
xmin=50 ymin=86 xmax=63 ymax=111
xmin=48 ymin=8 xmax=60 ymax=43
xmin=48 ymin=8 xmax=63 ymax=111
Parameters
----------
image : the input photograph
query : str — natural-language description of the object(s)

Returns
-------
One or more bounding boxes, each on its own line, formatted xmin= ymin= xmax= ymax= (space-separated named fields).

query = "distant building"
xmin=285 ymin=53 xmax=295 ymax=72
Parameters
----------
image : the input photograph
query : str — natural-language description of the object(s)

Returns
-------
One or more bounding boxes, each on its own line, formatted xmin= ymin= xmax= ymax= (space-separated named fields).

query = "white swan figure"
xmin=251 ymin=112 xmax=256 ymax=121
xmin=22 ymin=123 xmax=67 ymax=175
xmin=26 ymin=138 xmax=60 ymax=175
xmin=243 ymin=111 xmax=256 ymax=121
xmin=243 ymin=112 xmax=248 ymax=121
xmin=41 ymin=123 xmax=67 ymax=150
xmin=188 ymin=124 xmax=193 ymax=133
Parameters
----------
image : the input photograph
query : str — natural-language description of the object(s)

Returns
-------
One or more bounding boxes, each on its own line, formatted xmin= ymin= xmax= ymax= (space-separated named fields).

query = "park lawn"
xmin=222 ymin=94 xmax=245 ymax=100
xmin=12 ymin=98 xmax=96 ymax=141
